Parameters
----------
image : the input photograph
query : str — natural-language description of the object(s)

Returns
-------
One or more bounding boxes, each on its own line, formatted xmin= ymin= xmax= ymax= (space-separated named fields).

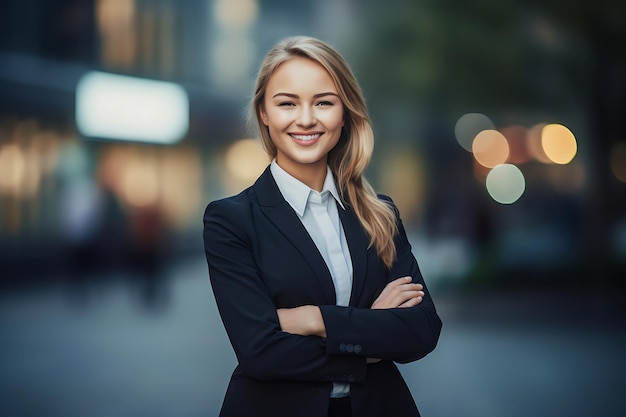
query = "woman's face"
xmin=260 ymin=56 xmax=344 ymax=178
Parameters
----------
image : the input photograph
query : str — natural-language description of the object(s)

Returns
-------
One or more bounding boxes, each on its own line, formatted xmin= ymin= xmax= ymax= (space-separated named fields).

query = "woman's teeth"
xmin=290 ymin=133 xmax=321 ymax=141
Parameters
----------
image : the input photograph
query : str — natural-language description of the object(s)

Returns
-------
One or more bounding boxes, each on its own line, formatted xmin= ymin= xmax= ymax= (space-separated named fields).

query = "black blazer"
xmin=203 ymin=167 xmax=442 ymax=417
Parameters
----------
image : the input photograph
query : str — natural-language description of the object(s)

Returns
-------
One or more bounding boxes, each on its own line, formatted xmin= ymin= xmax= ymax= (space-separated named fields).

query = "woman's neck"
xmin=275 ymin=158 xmax=327 ymax=192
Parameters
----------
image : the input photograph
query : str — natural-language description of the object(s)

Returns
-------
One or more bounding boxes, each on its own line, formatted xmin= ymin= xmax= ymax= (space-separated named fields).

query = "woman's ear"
xmin=259 ymin=105 xmax=269 ymax=126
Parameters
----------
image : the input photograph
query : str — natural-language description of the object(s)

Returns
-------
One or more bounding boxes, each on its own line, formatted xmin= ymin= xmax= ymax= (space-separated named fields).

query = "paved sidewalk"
xmin=0 ymin=258 xmax=624 ymax=417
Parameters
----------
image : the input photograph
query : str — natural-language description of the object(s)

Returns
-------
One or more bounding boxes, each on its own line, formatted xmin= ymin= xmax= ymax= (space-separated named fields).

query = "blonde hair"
xmin=250 ymin=36 xmax=398 ymax=268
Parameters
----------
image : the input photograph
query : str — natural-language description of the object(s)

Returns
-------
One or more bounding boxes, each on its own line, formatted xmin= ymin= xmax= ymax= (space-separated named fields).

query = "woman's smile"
xmin=288 ymin=132 xmax=323 ymax=145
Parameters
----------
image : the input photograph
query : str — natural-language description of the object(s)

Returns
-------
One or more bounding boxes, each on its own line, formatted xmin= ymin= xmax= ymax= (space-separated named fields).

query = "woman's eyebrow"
xmin=271 ymin=92 xmax=339 ymax=99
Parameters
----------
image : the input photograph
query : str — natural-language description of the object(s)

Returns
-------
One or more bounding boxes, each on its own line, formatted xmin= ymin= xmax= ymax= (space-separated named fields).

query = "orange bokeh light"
xmin=542 ymin=124 xmax=577 ymax=164
xmin=472 ymin=129 xmax=510 ymax=168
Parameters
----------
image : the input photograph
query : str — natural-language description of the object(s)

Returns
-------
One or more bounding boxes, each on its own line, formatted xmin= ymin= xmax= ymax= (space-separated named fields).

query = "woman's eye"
xmin=317 ymin=101 xmax=333 ymax=106
xmin=278 ymin=102 xmax=295 ymax=107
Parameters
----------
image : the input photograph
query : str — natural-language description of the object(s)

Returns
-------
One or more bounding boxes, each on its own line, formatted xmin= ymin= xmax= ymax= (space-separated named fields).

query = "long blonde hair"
xmin=251 ymin=36 xmax=398 ymax=268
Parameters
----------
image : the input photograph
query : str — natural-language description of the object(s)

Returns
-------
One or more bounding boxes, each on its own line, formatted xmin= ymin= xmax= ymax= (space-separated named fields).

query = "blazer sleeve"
xmin=203 ymin=198 xmax=367 ymax=383
xmin=319 ymin=196 xmax=442 ymax=364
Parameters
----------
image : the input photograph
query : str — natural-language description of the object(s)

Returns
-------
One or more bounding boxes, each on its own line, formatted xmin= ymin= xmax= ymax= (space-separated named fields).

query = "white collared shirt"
xmin=270 ymin=160 xmax=353 ymax=398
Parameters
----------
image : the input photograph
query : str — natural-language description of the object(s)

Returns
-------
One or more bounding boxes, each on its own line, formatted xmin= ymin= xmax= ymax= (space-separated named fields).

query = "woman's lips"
xmin=288 ymin=133 xmax=322 ymax=146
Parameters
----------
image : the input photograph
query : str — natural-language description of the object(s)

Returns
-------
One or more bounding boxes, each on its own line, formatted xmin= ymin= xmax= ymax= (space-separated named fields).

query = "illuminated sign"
xmin=76 ymin=71 xmax=189 ymax=145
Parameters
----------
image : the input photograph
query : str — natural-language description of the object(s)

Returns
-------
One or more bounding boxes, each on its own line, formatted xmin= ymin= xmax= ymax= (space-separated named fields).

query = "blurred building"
xmin=0 ymin=0 xmax=625 ymax=290
xmin=0 ymin=0 xmax=283 ymax=281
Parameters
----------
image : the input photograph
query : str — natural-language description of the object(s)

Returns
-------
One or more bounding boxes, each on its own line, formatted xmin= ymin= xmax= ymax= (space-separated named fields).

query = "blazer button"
xmin=339 ymin=343 xmax=347 ymax=353
xmin=346 ymin=344 xmax=354 ymax=353
xmin=354 ymin=344 xmax=362 ymax=354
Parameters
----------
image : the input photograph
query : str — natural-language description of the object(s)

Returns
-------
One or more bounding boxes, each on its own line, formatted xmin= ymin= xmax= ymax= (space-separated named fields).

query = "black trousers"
xmin=328 ymin=397 xmax=352 ymax=417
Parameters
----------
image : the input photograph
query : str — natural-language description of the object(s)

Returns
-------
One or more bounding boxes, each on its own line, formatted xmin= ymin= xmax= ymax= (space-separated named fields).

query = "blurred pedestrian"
xmin=203 ymin=36 xmax=442 ymax=417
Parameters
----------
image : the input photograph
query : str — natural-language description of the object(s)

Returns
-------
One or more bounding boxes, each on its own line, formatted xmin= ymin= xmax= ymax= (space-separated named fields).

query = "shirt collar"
xmin=270 ymin=159 xmax=345 ymax=217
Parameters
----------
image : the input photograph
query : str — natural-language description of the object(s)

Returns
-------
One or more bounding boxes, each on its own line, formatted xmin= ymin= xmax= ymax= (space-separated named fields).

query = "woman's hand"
xmin=371 ymin=276 xmax=424 ymax=309
xmin=277 ymin=305 xmax=326 ymax=338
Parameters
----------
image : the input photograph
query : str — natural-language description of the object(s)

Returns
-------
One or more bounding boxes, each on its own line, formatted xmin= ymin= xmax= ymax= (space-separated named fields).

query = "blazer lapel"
xmin=254 ymin=167 xmax=337 ymax=305
xmin=338 ymin=204 xmax=369 ymax=306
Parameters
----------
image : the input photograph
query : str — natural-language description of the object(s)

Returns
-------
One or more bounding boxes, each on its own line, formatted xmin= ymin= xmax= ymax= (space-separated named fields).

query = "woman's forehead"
xmin=266 ymin=57 xmax=338 ymax=95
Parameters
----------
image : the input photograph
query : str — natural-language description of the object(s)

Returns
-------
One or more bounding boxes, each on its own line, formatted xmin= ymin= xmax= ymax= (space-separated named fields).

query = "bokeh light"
xmin=120 ymin=157 xmax=159 ymax=208
xmin=211 ymin=0 xmax=257 ymax=93
xmin=95 ymin=144 xmax=202 ymax=226
xmin=486 ymin=164 xmax=526 ymax=204
xmin=454 ymin=113 xmax=495 ymax=152
xmin=0 ymin=143 xmax=25 ymax=196
xmin=541 ymin=124 xmax=577 ymax=164
xmin=76 ymin=71 xmax=189 ymax=145
xmin=378 ymin=146 xmax=425 ymax=223
xmin=96 ymin=0 xmax=137 ymax=69
xmin=472 ymin=129 xmax=510 ymax=168
xmin=224 ymin=139 xmax=270 ymax=192
xmin=158 ymin=148 xmax=203 ymax=228
xmin=214 ymin=0 xmax=258 ymax=29
xmin=610 ymin=142 xmax=626 ymax=183
xmin=0 ymin=142 xmax=41 ymax=201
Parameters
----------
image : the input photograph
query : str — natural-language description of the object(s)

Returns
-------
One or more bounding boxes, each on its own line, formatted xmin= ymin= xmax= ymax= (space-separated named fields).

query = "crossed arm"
xmin=277 ymin=276 xmax=425 ymax=338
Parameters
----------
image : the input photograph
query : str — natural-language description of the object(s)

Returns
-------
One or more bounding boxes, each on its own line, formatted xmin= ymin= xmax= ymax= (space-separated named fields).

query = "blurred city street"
xmin=1 ymin=1 xmax=625 ymax=416
xmin=1 ymin=256 xmax=624 ymax=417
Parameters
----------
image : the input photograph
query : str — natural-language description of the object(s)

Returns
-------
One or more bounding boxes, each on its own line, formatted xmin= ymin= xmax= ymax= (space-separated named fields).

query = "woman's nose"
xmin=297 ymin=106 xmax=316 ymax=127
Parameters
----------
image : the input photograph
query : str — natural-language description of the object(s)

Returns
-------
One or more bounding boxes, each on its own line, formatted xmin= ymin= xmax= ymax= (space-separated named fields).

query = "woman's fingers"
xmin=390 ymin=290 xmax=423 ymax=307
xmin=399 ymin=295 xmax=423 ymax=308
xmin=377 ymin=277 xmax=410 ymax=299
xmin=372 ymin=276 xmax=425 ymax=309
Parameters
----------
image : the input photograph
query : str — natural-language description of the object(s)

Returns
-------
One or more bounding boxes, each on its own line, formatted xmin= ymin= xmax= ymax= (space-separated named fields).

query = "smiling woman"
xmin=203 ymin=36 xmax=442 ymax=417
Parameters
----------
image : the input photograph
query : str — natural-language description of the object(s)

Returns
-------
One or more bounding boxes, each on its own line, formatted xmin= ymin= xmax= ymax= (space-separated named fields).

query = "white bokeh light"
xmin=486 ymin=164 xmax=526 ymax=204
xmin=76 ymin=71 xmax=189 ymax=144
